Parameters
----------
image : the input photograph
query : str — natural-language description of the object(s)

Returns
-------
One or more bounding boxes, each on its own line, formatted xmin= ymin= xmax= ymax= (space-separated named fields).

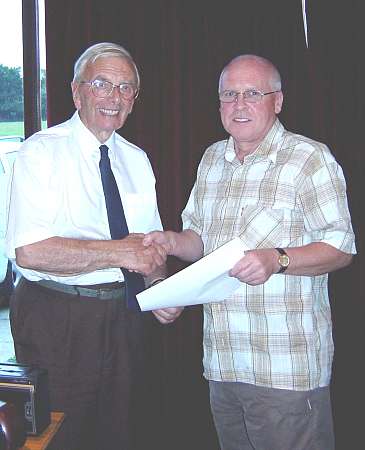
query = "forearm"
xmin=230 ymin=242 xmax=353 ymax=286
xmin=281 ymin=242 xmax=353 ymax=276
xmin=169 ymin=229 xmax=204 ymax=262
xmin=15 ymin=237 xmax=125 ymax=275
xmin=15 ymin=234 xmax=166 ymax=277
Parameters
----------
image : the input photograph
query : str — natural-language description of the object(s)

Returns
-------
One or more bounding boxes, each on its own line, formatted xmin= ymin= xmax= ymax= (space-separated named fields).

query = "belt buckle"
xmin=73 ymin=285 xmax=99 ymax=298
xmin=73 ymin=284 xmax=122 ymax=300
xmin=98 ymin=288 xmax=121 ymax=300
xmin=97 ymin=289 xmax=109 ymax=300
xmin=73 ymin=285 xmax=84 ymax=297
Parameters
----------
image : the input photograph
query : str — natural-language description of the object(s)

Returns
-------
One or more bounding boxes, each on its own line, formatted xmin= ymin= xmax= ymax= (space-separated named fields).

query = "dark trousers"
xmin=10 ymin=278 xmax=156 ymax=450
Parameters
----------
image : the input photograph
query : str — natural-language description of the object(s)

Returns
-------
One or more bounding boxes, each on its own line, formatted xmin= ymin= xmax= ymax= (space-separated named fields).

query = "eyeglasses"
xmin=79 ymin=79 xmax=139 ymax=100
xmin=219 ymin=88 xmax=280 ymax=103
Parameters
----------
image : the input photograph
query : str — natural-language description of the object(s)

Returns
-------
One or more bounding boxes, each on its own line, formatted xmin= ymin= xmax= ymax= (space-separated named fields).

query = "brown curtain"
xmin=44 ymin=1 xmax=364 ymax=448
xmin=306 ymin=2 xmax=365 ymax=448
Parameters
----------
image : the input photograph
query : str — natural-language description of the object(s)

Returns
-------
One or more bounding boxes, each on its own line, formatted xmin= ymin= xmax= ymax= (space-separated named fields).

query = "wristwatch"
xmin=275 ymin=248 xmax=290 ymax=273
xmin=149 ymin=278 xmax=165 ymax=287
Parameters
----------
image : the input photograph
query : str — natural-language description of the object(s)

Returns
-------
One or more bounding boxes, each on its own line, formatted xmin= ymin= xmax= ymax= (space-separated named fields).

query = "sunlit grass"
xmin=0 ymin=121 xmax=47 ymax=137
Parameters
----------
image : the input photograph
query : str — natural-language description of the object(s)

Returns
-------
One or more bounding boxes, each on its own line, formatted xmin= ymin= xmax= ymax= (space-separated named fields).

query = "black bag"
xmin=0 ymin=363 xmax=50 ymax=435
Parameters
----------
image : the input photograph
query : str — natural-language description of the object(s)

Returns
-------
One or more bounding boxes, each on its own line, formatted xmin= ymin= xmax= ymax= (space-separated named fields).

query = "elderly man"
xmin=145 ymin=55 xmax=356 ymax=450
xmin=5 ymin=42 xmax=182 ymax=450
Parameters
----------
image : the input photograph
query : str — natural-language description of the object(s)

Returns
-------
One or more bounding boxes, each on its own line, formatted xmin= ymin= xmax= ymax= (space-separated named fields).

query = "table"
xmin=20 ymin=412 xmax=65 ymax=450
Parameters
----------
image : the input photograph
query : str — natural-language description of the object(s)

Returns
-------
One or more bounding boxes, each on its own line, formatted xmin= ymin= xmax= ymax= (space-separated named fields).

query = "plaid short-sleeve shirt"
xmin=182 ymin=120 xmax=356 ymax=390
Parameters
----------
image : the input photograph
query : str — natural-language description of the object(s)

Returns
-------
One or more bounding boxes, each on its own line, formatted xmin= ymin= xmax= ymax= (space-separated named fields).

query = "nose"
xmin=234 ymin=92 xmax=248 ymax=108
xmin=109 ymin=85 xmax=122 ymax=102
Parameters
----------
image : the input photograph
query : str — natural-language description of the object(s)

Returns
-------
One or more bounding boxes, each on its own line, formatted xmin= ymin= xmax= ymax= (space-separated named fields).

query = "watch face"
xmin=279 ymin=254 xmax=290 ymax=267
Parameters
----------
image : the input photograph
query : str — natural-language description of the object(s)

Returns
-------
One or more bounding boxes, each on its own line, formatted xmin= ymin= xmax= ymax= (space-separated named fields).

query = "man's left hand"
xmin=229 ymin=248 xmax=278 ymax=285
xmin=152 ymin=307 xmax=184 ymax=324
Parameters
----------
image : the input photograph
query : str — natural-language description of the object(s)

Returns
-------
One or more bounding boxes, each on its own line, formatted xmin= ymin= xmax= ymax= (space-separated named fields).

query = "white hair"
xmin=73 ymin=42 xmax=140 ymax=88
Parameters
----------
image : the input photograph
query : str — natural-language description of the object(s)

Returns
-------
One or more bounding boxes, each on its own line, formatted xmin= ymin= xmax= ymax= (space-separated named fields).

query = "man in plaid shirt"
xmin=145 ymin=55 xmax=356 ymax=450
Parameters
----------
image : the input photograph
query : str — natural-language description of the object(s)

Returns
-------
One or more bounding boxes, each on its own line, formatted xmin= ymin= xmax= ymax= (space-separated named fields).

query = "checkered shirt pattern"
xmin=182 ymin=119 xmax=356 ymax=390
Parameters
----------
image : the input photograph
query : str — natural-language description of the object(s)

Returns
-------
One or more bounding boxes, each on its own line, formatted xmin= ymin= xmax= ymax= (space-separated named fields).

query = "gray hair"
xmin=218 ymin=54 xmax=281 ymax=92
xmin=73 ymin=42 xmax=140 ymax=88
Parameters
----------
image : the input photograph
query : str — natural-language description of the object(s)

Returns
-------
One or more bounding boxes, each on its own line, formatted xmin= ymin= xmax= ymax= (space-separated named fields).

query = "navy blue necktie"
xmin=99 ymin=144 xmax=144 ymax=310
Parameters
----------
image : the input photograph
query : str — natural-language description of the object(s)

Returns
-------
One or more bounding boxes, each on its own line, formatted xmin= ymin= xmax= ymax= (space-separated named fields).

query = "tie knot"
xmin=100 ymin=144 xmax=109 ymax=160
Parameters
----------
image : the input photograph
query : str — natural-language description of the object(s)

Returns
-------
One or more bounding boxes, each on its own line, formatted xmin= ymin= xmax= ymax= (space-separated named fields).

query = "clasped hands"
xmin=122 ymin=233 xmax=182 ymax=324
xmin=119 ymin=233 xmax=167 ymax=275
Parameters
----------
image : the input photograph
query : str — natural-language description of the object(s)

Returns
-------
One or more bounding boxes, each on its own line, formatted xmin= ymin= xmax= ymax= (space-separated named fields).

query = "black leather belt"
xmin=34 ymin=279 xmax=126 ymax=300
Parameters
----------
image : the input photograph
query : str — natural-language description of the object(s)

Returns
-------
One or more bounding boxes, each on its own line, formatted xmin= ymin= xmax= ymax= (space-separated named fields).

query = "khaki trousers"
xmin=209 ymin=380 xmax=334 ymax=450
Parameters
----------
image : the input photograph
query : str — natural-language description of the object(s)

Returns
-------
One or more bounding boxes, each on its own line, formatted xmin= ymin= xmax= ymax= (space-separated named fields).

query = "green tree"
xmin=41 ymin=68 xmax=47 ymax=121
xmin=0 ymin=64 xmax=23 ymax=121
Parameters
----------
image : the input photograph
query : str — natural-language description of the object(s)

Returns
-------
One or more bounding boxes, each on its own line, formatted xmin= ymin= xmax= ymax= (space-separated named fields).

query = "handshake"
xmin=118 ymin=230 xmax=189 ymax=324
xmin=116 ymin=229 xmax=204 ymax=277
xmin=116 ymin=230 xmax=177 ymax=277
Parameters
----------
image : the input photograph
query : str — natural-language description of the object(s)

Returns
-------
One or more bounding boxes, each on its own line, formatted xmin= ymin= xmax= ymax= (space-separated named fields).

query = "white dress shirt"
xmin=5 ymin=112 xmax=162 ymax=285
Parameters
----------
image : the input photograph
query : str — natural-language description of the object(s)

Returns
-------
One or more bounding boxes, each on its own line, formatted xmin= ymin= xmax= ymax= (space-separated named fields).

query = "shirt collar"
xmin=224 ymin=119 xmax=285 ymax=165
xmin=71 ymin=111 xmax=116 ymax=156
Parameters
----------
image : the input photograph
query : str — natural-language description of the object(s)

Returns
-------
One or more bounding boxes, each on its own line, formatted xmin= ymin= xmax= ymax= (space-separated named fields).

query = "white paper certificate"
xmin=136 ymin=237 xmax=247 ymax=311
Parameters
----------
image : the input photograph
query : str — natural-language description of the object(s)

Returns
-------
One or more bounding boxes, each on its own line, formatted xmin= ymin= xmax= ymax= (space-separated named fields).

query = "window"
xmin=0 ymin=0 xmax=46 ymax=331
xmin=0 ymin=0 xmax=46 ymax=140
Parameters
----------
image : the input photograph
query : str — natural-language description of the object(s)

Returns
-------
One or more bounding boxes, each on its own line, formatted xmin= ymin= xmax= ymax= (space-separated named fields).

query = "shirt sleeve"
xmin=298 ymin=151 xmax=356 ymax=254
xmin=5 ymin=141 xmax=60 ymax=259
xmin=181 ymin=180 xmax=204 ymax=235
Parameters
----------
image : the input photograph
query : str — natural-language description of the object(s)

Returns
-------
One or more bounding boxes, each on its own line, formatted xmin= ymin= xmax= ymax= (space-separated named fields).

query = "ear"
xmin=274 ymin=91 xmax=283 ymax=114
xmin=71 ymin=81 xmax=81 ymax=110
xmin=127 ymin=99 xmax=135 ymax=115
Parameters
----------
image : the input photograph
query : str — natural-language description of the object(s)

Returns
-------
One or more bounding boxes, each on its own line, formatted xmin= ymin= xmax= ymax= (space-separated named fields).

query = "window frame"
xmin=22 ymin=0 xmax=42 ymax=138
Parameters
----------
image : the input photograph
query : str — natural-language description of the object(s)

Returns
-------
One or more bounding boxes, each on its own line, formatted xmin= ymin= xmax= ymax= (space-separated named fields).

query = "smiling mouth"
xmin=99 ymin=108 xmax=120 ymax=116
xmin=233 ymin=117 xmax=251 ymax=123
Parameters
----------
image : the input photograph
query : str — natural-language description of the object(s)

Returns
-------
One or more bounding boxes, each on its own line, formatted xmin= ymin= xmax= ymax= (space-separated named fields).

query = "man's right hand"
xmin=143 ymin=230 xmax=176 ymax=254
xmin=117 ymin=233 xmax=167 ymax=276
xmin=144 ymin=229 xmax=203 ymax=263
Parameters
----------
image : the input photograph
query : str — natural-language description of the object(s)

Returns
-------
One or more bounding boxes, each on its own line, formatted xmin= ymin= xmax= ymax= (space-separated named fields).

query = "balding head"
xmin=218 ymin=54 xmax=283 ymax=159
xmin=219 ymin=55 xmax=281 ymax=93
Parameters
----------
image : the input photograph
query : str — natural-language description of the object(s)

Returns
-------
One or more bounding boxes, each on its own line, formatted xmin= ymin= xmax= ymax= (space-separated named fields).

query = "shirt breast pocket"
xmin=238 ymin=201 xmax=302 ymax=249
